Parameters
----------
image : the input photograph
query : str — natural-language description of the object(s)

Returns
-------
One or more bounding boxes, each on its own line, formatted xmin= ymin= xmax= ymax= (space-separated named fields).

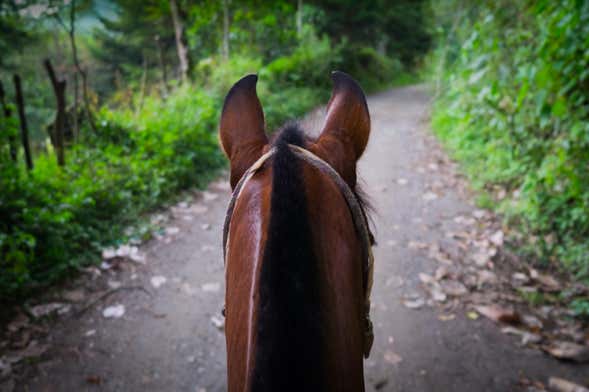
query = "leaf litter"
xmin=548 ymin=377 xmax=589 ymax=392
xmin=150 ymin=276 xmax=167 ymax=288
xmin=0 ymin=183 xmax=227 ymax=386
xmin=404 ymin=137 xmax=589 ymax=365
xmin=102 ymin=304 xmax=125 ymax=319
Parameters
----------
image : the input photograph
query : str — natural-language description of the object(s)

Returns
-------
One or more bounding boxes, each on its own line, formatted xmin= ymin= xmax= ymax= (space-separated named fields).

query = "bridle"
xmin=222 ymin=144 xmax=374 ymax=357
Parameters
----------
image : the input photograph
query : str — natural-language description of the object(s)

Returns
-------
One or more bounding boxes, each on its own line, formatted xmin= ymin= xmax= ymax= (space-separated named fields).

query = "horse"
xmin=219 ymin=71 xmax=374 ymax=391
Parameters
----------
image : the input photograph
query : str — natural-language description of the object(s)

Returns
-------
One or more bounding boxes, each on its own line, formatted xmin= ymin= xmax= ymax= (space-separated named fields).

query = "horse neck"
xmin=247 ymin=131 xmax=365 ymax=391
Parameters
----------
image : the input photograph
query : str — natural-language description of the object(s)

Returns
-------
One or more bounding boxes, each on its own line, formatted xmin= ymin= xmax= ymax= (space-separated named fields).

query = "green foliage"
xmin=313 ymin=0 xmax=431 ymax=67
xmin=0 ymin=30 xmax=352 ymax=300
xmin=0 ymin=0 xmax=428 ymax=300
xmin=0 ymin=1 xmax=42 ymax=69
xmin=571 ymin=298 xmax=589 ymax=318
xmin=430 ymin=0 xmax=589 ymax=277
xmin=0 ymin=86 xmax=225 ymax=300
xmin=337 ymin=43 xmax=403 ymax=92
xmin=263 ymin=27 xmax=336 ymax=89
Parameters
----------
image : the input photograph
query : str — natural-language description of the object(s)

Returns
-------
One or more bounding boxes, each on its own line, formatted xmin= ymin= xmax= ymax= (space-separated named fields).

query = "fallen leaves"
xmin=471 ymin=252 xmax=491 ymax=268
xmin=6 ymin=313 xmax=29 ymax=333
xmin=466 ymin=311 xmax=479 ymax=320
xmin=0 ymin=182 xmax=228 ymax=386
xmin=476 ymin=270 xmax=497 ymax=286
xmin=500 ymin=326 xmax=542 ymax=345
xmin=408 ymin=241 xmax=428 ymax=250
xmin=383 ymin=349 xmax=403 ymax=365
xmin=102 ymin=244 xmax=146 ymax=264
xmin=1 ymin=341 xmax=50 ymax=375
xmin=399 ymin=175 xmax=589 ymax=365
xmin=86 ymin=375 xmax=102 ymax=385
xmin=429 ymin=284 xmax=447 ymax=302
xmin=473 ymin=305 xmax=521 ymax=325
xmin=434 ymin=266 xmax=449 ymax=280
xmin=440 ymin=281 xmax=468 ymax=297
xmin=530 ymin=269 xmax=561 ymax=292
xmin=166 ymin=226 xmax=180 ymax=236
xmin=210 ymin=315 xmax=225 ymax=330
xmin=201 ymin=191 xmax=219 ymax=202
xmin=418 ymin=273 xmax=435 ymax=285
xmin=438 ymin=313 xmax=456 ymax=321
xmin=61 ymin=289 xmax=86 ymax=303
xmin=548 ymin=377 xmax=589 ymax=392
xmin=521 ymin=377 xmax=589 ymax=392
xmin=150 ymin=276 xmax=167 ymax=289
xmin=0 ymin=359 xmax=11 ymax=380
xmin=541 ymin=341 xmax=589 ymax=363
xmin=102 ymin=304 xmax=125 ymax=319
xmin=489 ymin=230 xmax=504 ymax=247
xmin=401 ymin=295 xmax=425 ymax=310
xmin=29 ymin=303 xmax=68 ymax=319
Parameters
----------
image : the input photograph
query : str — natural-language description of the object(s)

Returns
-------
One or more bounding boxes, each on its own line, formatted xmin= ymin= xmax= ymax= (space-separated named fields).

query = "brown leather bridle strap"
xmin=222 ymin=144 xmax=374 ymax=357
xmin=222 ymin=147 xmax=276 ymax=263
xmin=288 ymin=145 xmax=374 ymax=300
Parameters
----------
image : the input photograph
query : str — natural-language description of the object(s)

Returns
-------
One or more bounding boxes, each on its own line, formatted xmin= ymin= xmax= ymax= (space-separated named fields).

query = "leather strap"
xmin=222 ymin=144 xmax=374 ymax=357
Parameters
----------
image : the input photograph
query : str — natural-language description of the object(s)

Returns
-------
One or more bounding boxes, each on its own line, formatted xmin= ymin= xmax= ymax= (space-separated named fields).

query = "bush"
xmin=0 ymin=87 xmax=225 ymax=300
xmin=0 ymin=23 xmax=409 ymax=300
xmin=429 ymin=0 xmax=589 ymax=276
xmin=263 ymin=26 xmax=338 ymax=89
xmin=0 ymin=32 xmax=337 ymax=300
xmin=337 ymin=43 xmax=403 ymax=92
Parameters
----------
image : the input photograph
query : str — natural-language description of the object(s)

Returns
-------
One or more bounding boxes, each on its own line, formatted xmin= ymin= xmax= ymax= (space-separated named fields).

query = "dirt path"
xmin=11 ymin=85 xmax=587 ymax=391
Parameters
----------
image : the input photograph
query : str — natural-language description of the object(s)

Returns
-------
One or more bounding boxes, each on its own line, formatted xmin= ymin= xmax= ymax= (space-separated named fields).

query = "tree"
xmin=222 ymin=0 xmax=230 ymax=60
xmin=44 ymin=59 xmax=66 ymax=166
xmin=169 ymin=0 xmax=190 ymax=82
xmin=0 ymin=1 xmax=39 ymax=70
xmin=92 ymin=0 xmax=177 ymax=92
xmin=311 ymin=0 xmax=431 ymax=66
xmin=43 ymin=0 xmax=97 ymax=135
xmin=13 ymin=75 xmax=34 ymax=170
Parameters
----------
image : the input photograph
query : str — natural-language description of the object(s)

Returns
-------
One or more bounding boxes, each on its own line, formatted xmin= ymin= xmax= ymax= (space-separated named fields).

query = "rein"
xmin=222 ymin=144 xmax=374 ymax=357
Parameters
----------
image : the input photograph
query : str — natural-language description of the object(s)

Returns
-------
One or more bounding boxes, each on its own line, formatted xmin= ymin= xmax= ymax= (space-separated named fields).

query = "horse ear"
xmin=219 ymin=74 xmax=269 ymax=189
xmin=311 ymin=71 xmax=370 ymax=186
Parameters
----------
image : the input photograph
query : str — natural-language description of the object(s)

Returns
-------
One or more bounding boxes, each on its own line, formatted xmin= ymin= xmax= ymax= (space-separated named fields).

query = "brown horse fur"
xmin=220 ymin=71 xmax=371 ymax=391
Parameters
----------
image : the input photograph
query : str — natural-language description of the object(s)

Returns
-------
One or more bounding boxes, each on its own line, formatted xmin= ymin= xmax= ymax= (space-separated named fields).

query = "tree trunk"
xmin=78 ymin=67 xmax=96 ymax=133
xmin=54 ymin=0 xmax=96 ymax=136
xmin=222 ymin=0 xmax=230 ymax=60
xmin=13 ymin=75 xmax=33 ymax=170
xmin=0 ymin=80 xmax=17 ymax=162
xmin=44 ymin=59 xmax=66 ymax=167
xmin=68 ymin=0 xmax=97 ymax=134
xmin=154 ymin=35 xmax=170 ymax=96
xmin=136 ymin=56 xmax=148 ymax=117
xmin=377 ymin=36 xmax=388 ymax=56
xmin=169 ymin=0 xmax=190 ymax=83
xmin=296 ymin=0 xmax=303 ymax=38
xmin=72 ymin=71 xmax=79 ymax=139
xmin=69 ymin=1 xmax=79 ymax=140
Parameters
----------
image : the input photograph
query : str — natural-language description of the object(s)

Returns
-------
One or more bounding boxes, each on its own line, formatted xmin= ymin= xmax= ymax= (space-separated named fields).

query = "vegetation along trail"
xmin=8 ymin=85 xmax=587 ymax=392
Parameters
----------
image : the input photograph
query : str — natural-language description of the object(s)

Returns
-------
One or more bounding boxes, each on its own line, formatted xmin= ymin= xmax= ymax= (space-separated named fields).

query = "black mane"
xmin=251 ymin=124 xmax=326 ymax=391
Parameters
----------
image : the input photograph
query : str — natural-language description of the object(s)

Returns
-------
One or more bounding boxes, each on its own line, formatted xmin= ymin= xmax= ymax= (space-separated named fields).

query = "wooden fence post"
xmin=43 ymin=59 xmax=66 ymax=166
xmin=0 ymin=80 xmax=18 ymax=162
